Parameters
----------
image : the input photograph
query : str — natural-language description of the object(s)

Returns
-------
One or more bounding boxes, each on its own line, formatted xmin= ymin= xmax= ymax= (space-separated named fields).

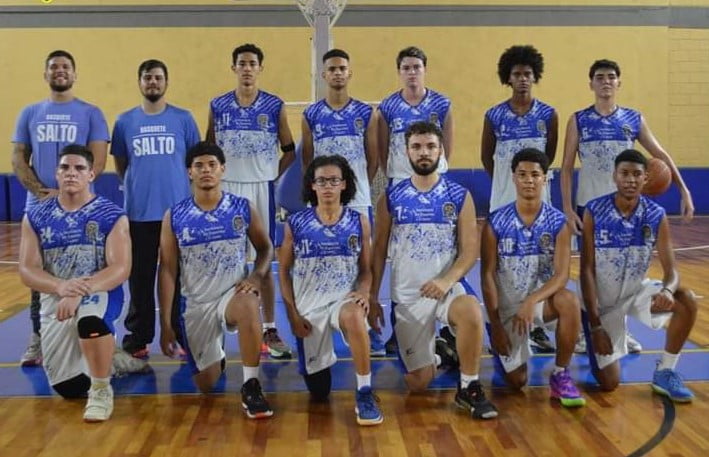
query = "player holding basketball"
xmin=560 ymin=58 xmax=695 ymax=354
xmin=158 ymin=142 xmax=274 ymax=418
xmin=481 ymin=148 xmax=584 ymax=407
xmin=206 ymin=43 xmax=294 ymax=359
xmin=279 ymin=155 xmax=383 ymax=426
xmin=18 ymin=145 xmax=130 ymax=422
xmin=369 ymin=121 xmax=498 ymax=420
xmin=580 ymin=149 xmax=697 ymax=402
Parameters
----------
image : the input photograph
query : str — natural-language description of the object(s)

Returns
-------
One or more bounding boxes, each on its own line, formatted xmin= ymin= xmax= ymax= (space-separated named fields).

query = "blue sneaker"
xmin=369 ymin=329 xmax=386 ymax=357
xmin=355 ymin=386 xmax=383 ymax=426
xmin=652 ymin=366 xmax=694 ymax=403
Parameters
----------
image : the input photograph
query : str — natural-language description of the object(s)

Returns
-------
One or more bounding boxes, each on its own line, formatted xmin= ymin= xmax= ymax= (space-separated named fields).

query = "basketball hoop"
xmin=296 ymin=0 xmax=347 ymax=28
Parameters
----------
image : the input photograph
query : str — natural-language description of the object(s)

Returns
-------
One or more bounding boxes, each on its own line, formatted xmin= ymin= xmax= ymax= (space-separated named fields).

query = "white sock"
xmin=356 ymin=373 xmax=371 ymax=390
xmin=91 ymin=376 xmax=110 ymax=389
xmin=460 ymin=373 xmax=479 ymax=389
xmin=243 ymin=365 xmax=259 ymax=382
xmin=263 ymin=322 xmax=276 ymax=331
xmin=658 ymin=351 xmax=679 ymax=371
xmin=434 ymin=354 xmax=442 ymax=368
xmin=552 ymin=365 xmax=566 ymax=375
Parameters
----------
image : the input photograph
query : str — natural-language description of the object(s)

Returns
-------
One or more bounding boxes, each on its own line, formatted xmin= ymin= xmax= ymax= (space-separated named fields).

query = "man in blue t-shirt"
xmin=111 ymin=59 xmax=200 ymax=358
xmin=12 ymin=50 xmax=110 ymax=367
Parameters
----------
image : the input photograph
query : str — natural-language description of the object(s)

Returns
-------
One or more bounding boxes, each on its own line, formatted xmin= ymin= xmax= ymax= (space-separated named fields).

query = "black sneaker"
xmin=384 ymin=333 xmax=398 ymax=355
xmin=435 ymin=337 xmax=459 ymax=369
xmin=439 ymin=326 xmax=457 ymax=348
xmin=529 ymin=327 xmax=555 ymax=353
xmin=240 ymin=378 xmax=273 ymax=419
xmin=455 ymin=381 xmax=498 ymax=420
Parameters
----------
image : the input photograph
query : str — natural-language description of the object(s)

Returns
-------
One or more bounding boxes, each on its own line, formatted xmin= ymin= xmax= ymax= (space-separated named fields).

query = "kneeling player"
xmin=481 ymin=148 xmax=584 ymax=407
xmin=158 ymin=142 xmax=274 ymax=418
xmin=19 ymin=145 xmax=131 ymax=422
xmin=279 ymin=155 xmax=382 ymax=426
xmin=580 ymin=149 xmax=697 ymax=402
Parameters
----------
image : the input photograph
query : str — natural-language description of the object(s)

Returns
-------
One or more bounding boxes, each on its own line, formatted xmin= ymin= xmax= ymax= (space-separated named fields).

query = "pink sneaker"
xmin=550 ymin=369 xmax=586 ymax=407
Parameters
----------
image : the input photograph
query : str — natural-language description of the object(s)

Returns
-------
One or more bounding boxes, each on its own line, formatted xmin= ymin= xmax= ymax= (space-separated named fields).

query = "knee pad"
xmin=77 ymin=316 xmax=111 ymax=339
xmin=304 ymin=367 xmax=332 ymax=400
xmin=53 ymin=374 xmax=90 ymax=399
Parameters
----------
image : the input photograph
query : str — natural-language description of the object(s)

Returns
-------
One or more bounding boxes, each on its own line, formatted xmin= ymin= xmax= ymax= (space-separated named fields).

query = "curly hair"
xmin=302 ymin=155 xmax=357 ymax=206
xmin=497 ymin=45 xmax=544 ymax=85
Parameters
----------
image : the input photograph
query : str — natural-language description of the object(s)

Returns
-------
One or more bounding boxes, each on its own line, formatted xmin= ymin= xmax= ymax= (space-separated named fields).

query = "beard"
xmin=144 ymin=92 xmax=164 ymax=103
xmin=49 ymin=82 xmax=72 ymax=92
xmin=409 ymin=156 xmax=440 ymax=176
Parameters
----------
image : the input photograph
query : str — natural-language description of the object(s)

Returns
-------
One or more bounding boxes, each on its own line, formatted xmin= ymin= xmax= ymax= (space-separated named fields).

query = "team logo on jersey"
xmin=537 ymin=120 xmax=547 ymax=136
xmin=442 ymin=202 xmax=456 ymax=221
xmin=348 ymin=234 xmax=360 ymax=253
xmin=86 ymin=221 xmax=99 ymax=242
xmin=354 ymin=117 xmax=365 ymax=134
xmin=622 ymin=124 xmax=633 ymax=140
xmin=257 ymin=113 xmax=269 ymax=130
xmin=642 ymin=224 xmax=653 ymax=242
xmin=539 ymin=232 xmax=553 ymax=250
xmin=429 ymin=112 xmax=439 ymax=124
xmin=232 ymin=215 xmax=245 ymax=233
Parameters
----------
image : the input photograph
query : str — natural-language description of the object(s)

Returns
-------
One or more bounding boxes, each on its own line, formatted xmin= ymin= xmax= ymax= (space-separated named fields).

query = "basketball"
xmin=642 ymin=158 xmax=672 ymax=196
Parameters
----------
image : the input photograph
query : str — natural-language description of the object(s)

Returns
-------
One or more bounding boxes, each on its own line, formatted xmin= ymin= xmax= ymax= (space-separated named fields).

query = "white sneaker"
xmin=574 ymin=333 xmax=587 ymax=354
xmin=626 ymin=333 xmax=643 ymax=353
xmin=20 ymin=333 xmax=42 ymax=366
xmin=112 ymin=348 xmax=149 ymax=377
xmin=83 ymin=384 xmax=114 ymax=422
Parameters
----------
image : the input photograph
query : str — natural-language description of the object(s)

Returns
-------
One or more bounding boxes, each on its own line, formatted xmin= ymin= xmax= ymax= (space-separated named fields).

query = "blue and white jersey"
xmin=13 ymin=98 xmax=110 ymax=211
xmin=171 ymin=193 xmax=251 ymax=306
xmin=27 ymin=195 xmax=124 ymax=279
xmin=379 ymin=89 xmax=450 ymax=179
xmin=387 ymin=176 xmax=467 ymax=303
xmin=486 ymin=99 xmax=555 ymax=211
xmin=210 ymin=90 xmax=284 ymax=183
xmin=111 ymin=105 xmax=200 ymax=222
xmin=488 ymin=202 xmax=566 ymax=317
xmin=289 ymin=207 xmax=363 ymax=315
xmin=587 ymin=193 xmax=665 ymax=312
xmin=575 ymin=106 xmax=642 ymax=206
xmin=304 ymin=98 xmax=373 ymax=209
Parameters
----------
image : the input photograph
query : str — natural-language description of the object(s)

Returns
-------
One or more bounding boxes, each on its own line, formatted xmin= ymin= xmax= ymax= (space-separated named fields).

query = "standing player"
xmin=481 ymin=148 xmax=584 ymax=407
xmin=279 ymin=155 xmax=383 ymax=425
xmin=158 ymin=142 xmax=274 ymax=418
xmin=12 ymin=50 xmax=110 ymax=366
xmin=378 ymin=46 xmax=453 ymax=186
xmin=302 ymin=49 xmax=377 ymax=217
xmin=560 ymin=58 xmax=695 ymax=353
xmin=369 ymin=121 xmax=498 ymax=420
xmin=111 ymin=59 xmax=200 ymax=358
xmin=207 ymin=43 xmax=294 ymax=359
xmin=301 ymin=48 xmax=383 ymax=356
xmin=580 ymin=149 xmax=697 ymax=401
xmin=481 ymin=45 xmax=558 ymax=353
xmin=18 ymin=145 xmax=130 ymax=422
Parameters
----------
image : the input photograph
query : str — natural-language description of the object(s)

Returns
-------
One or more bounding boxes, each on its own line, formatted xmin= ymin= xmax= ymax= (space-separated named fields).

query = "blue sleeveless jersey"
xmin=575 ymin=106 xmax=641 ymax=206
xmin=304 ymin=98 xmax=373 ymax=208
xmin=210 ymin=90 xmax=284 ymax=182
xmin=378 ymin=89 xmax=450 ymax=179
xmin=488 ymin=202 xmax=566 ymax=315
xmin=586 ymin=193 xmax=665 ymax=311
xmin=288 ymin=207 xmax=363 ymax=314
xmin=170 ymin=192 xmax=251 ymax=306
xmin=386 ymin=176 xmax=467 ymax=303
xmin=485 ymin=99 xmax=555 ymax=211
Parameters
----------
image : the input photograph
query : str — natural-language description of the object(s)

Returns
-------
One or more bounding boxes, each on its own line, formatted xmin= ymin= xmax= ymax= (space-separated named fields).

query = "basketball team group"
xmin=11 ymin=43 xmax=698 ymax=425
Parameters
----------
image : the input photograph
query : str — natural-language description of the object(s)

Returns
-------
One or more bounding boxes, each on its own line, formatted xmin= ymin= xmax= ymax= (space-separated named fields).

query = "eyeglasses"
xmin=313 ymin=177 xmax=344 ymax=187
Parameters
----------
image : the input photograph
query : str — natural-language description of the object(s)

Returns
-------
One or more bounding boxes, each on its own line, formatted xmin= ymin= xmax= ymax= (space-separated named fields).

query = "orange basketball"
xmin=642 ymin=158 xmax=672 ymax=196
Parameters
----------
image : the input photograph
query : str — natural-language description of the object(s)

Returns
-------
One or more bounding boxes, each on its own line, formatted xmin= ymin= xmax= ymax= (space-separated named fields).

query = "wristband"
xmin=661 ymin=287 xmax=673 ymax=295
xmin=281 ymin=142 xmax=295 ymax=153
